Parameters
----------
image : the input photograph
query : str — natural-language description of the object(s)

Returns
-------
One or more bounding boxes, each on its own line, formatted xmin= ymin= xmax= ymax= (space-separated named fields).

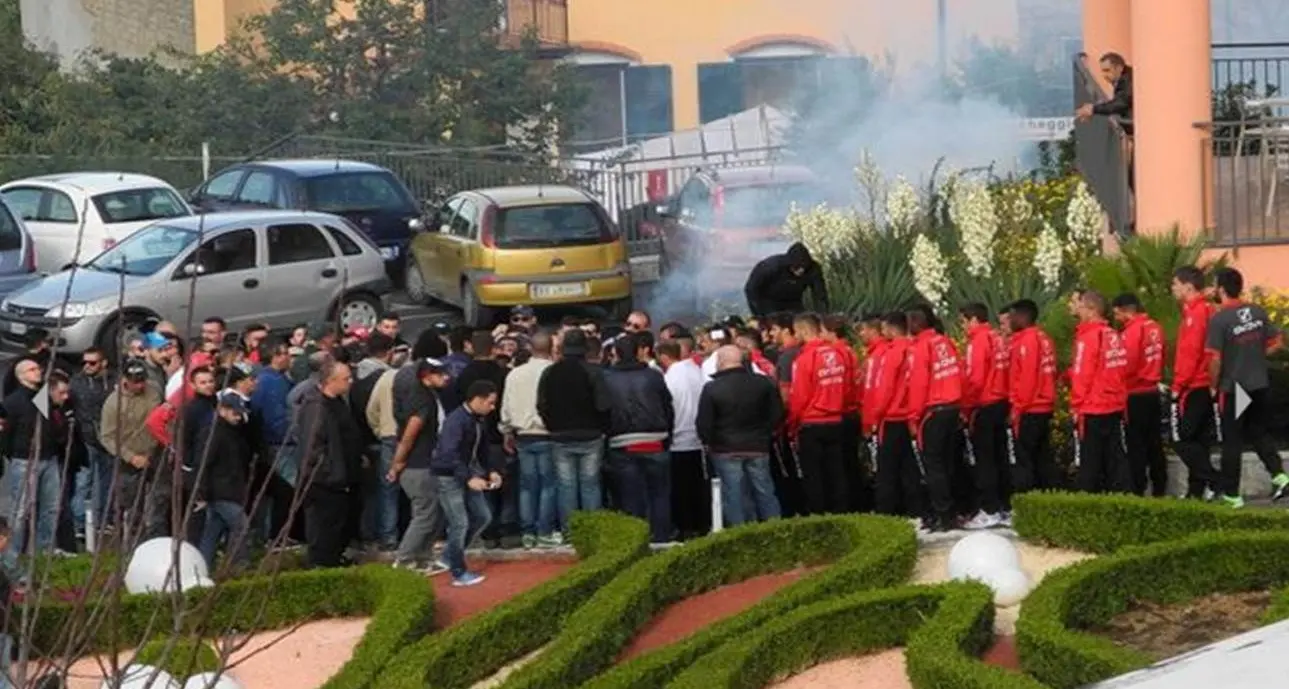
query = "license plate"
xmin=379 ymin=246 xmax=399 ymax=260
xmin=8 ymin=322 xmax=26 ymax=335
xmin=629 ymin=256 xmax=661 ymax=283
xmin=530 ymin=282 xmax=587 ymax=300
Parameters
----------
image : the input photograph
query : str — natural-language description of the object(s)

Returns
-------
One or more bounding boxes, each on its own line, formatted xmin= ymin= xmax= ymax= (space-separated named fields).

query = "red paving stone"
xmin=619 ymin=567 xmax=820 ymax=661
xmin=982 ymin=635 xmax=1021 ymax=671
xmin=432 ymin=558 xmax=578 ymax=628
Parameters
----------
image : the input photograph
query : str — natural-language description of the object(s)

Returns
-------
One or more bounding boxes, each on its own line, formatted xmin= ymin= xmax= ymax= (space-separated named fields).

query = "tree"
xmin=952 ymin=39 xmax=1071 ymax=117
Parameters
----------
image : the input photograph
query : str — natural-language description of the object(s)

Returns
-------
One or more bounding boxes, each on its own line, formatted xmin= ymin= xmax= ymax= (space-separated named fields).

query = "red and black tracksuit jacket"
xmin=788 ymin=339 xmax=852 ymax=433
xmin=867 ymin=336 xmax=912 ymax=435
xmin=1121 ymin=313 xmax=1165 ymax=395
xmin=1070 ymin=320 xmax=1129 ymax=418
xmin=962 ymin=324 xmax=1009 ymax=414
xmin=1008 ymin=325 xmax=1057 ymax=429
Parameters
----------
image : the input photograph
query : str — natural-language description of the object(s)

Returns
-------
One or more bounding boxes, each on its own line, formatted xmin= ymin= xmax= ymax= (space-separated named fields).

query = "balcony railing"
xmin=1201 ymin=111 xmax=1289 ymax=247
xmin=502 ymin=0 xmax=568 ymax=49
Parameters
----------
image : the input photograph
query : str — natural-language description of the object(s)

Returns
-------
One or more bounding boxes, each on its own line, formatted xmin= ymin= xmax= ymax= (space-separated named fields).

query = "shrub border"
xmin=499 ymin=514 xmax=917 ymax=689
xmin=1015 ymin=529 xmax=1289 ymax=689
xmin=378 ymin=511 xmax=651 ymax=689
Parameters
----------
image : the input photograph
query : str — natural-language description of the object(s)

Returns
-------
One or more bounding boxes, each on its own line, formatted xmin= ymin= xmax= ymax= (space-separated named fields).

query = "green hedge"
xmin=1012 ymin=491 xmax=1289 ymax=553
xmin=134 ymin=637 xmax=221 ymax=679
xmin=663 ymin=582 xmax=1043 ymax=689
xmin=379 ymin=511 xmax=651 ymax=689
xmin=501 ymin=515 xmax=916 ymax=689
xmin=30 ymin=564 xmax=431 ymax=688
xmin=1016 ymin=530 xmax=1289 ymax=689
xmin=582 ymin=514 xmax=916 ymax=689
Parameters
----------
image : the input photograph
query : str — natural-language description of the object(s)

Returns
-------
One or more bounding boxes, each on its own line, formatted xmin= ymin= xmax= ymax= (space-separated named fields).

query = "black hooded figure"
xmin=743 ymin=242 xmax=829 ymax=317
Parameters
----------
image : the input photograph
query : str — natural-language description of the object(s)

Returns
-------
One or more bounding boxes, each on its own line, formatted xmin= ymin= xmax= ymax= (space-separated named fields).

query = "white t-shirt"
xmin=664 ymin=358 xmax=706 ymax=452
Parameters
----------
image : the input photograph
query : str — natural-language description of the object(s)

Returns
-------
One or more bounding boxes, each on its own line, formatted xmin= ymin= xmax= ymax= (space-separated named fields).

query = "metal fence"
xmin=1213 ymin=42 xmax=1289 ymax=96
xmin=1203 ymin=116 xmax=1289 ymax=246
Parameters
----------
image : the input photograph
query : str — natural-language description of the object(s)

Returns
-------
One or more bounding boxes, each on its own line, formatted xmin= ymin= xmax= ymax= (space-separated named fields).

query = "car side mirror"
xmin=180 ymin=262 xmax=206 ymax=278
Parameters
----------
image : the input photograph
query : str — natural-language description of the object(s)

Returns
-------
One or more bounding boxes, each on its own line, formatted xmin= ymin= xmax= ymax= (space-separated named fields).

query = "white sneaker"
xmin=961 ymin=511 xmax=1003 ymax=530
xmin=1203 ymin=487 xmax=1216 ymax=502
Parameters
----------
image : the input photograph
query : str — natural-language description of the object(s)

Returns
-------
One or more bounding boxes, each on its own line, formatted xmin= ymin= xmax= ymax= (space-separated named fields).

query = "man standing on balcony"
xmin=1076 ymin=52 xmax=1134 ymax=134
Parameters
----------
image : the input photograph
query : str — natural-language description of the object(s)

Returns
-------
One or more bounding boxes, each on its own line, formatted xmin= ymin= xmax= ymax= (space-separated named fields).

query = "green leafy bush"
xmin=501 ymin=515 xmax=916 ymax=689
xmin=379 ymin=511 xmax=650 ymax=689
xmin=1016 ymin=530 xmax=1289 ymax=689
xmin=134 ymin=637 xmax=221 ymax=679
xmin=1012 ymin=491 xmax=1289 ymax=553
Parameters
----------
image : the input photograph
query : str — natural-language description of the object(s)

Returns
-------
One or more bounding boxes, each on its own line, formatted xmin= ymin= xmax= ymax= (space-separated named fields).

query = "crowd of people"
xmin=0 ymin=264 xmax=1281 ymax=591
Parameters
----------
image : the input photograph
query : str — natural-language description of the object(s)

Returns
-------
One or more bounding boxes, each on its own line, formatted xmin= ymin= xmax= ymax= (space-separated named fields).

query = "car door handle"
xmin=321 ymin=268 xmax=338 ymax=278
xmin=243 ymin=278 xmax=259 ymax=289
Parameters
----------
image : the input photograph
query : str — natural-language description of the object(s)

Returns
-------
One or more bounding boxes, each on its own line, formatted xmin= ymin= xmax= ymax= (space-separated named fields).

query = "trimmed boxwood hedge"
xmin=500 ymin=514 xmax=917 ymax=689
xmin=1012 ymin=491 xmax=1289 ymax=553
xmin=134 ymin=637 xmax=221 ymax=679
xmin=1015 ymin=529 xmax=1289 ymax=689
xmin=379 ymin=511 xmax=650 ymax=689
xmin=582 ymin=514 xmax=916 ymax=689
xmin=664 ymin=581 xmax=1046 ymax=689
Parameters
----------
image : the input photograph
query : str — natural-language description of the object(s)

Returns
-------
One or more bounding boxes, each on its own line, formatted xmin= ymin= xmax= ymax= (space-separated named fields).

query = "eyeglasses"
xmin=82 ymin=358 xmax=103 ymax=366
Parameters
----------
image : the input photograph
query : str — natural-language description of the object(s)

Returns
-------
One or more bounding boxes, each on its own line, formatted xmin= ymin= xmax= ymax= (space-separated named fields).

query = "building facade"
xmin=20 ymin=0 xmax=196 ymax=64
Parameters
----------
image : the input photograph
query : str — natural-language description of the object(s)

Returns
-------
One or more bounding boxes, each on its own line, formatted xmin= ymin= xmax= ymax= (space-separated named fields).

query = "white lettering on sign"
xmin=1019 ymin=118 xmax=1076 ymax=142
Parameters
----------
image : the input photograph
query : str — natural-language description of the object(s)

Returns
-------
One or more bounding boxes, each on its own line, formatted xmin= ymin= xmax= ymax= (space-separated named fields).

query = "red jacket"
xmin=145 ymin=384 xmax=195 ymax=447
xmin=1121 ymin=313 xmax=1165 ymax=395
xmin=962 ymin=324 xmax=1009 ymax=410
xmin=1172 ymin=296 xmax=1213 ymax=395
xmin=860 ymin=338 xmax=889 ymax=431
xmin=788 ymin=339 xmax=851 ymax=430
xmin=1009 ymin=325 xmax=1057 ymax=416
xmin=867 ymin=336 xmax=912 ymax=428
xmin=1070 ymin=320 xmax=1128 ymax=415
xmin=750 ymin=350 xmax=776 ymax=378
xmin=906 ymin=329 xmax=963 ymax=422
xmin=833 ymin=342 xmax=861 ymax=414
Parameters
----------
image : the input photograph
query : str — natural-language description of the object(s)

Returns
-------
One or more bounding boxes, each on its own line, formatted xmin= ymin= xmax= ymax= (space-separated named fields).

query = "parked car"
xmin=186 ymin=160 xmax=424 ymax=282
xmin=404 ymin=185 xmax=632 ymax=327
xmin=0 ymin=172 xmax=193 ymax=273
xmin=0 ymin=199 xmax=42 ymax=300
xmin=0 ymin=210 xmax=391 ymax=359
xmin=655 ymin=164 xmax=827 ymax=307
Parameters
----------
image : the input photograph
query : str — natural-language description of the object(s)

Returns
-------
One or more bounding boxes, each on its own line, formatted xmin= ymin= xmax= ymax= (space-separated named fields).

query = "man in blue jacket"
xmin=432 ymin=380 xmax=503 ymax=587
xmin=249 ymin=337 xmax=296 ymax=546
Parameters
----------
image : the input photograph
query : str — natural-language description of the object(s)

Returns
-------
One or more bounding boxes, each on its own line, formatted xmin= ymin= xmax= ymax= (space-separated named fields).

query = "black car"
xmin=188 ymin=159 xmax=424 ymax=282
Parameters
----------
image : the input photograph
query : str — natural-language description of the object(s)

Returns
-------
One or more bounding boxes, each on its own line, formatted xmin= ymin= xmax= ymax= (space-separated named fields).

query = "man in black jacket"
xmin=297 ymin=361 xmax=363 ymax=567
xmin=1 ymin=365 xmax=73 ymax=561
xmin=194 ymin=392 xmax=254 ymax=570
xmin=1076 ymin=52 xmax=1133 ymax=134
xmin=537 ymin=329 xmax=610 ymax=532
xmin=454 ymin=330 xmax=513 ymax=546
xmin=603 ymin=334 xmax=675 ymax=542
xmin=697 ymin=345 xmax=784 ymax=526
xmin=69 ymin=347 xmax=115 ymax=535
xmin=743 ymin=242 xmax=829 ymax=318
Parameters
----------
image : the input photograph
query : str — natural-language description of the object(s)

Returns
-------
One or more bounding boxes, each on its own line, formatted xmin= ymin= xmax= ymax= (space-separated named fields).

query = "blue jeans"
xmin=711 ymin=453 xmax=782 ymax=526
xmin=517 ymin=438 xmax=557 ymax=537
xmin=608 ymin=449 xmax=672 ymax=543
xmin=85 ymin=446 xmax=116 ymax=527
xmin=362 ymin=439 xmax=400 ymax=545
xmin=7 ymin=458 xmax=62 ymax=561
xmin=551 ymin=438 xmax=603 ymax=531
xmin=198 ymin=500 xmax=249 ymax=569
xmin=436 ymin=476 xmax=492 ymax=578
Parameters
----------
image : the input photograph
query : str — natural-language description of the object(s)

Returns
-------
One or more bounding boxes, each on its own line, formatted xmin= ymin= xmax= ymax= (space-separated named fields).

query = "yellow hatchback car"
xmin=404 ymin=185 xmax=633 ymax=326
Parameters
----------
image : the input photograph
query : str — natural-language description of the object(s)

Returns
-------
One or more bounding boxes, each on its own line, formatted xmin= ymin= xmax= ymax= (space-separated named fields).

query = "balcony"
xmin=1202 ymin=115 xmax=1289 ymax=246
xmin=501 ymin=0 xmax=569 ymax=56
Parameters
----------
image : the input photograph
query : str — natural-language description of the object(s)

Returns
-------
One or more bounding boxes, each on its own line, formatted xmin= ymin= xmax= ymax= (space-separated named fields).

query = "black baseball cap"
xmin=416 ymin=357 xmax=448 ymax=376
xmin=122 ymin=358 xmax=148 ymax=383
xmin=510 ymin=305 xmax=535 ymax=318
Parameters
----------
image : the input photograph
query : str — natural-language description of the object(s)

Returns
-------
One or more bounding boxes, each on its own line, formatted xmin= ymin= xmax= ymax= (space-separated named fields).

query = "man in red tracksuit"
xmin=1112 ymin=292 xmax=1168 ymax=496
xmin=905 ymin=305 xmax=964 ymax=532
xmin=958 ymin=302 xmax=1011 ymax=529
xmin=823 ymin=314 xmax=866 ymax=511
xmin=1007 ymin=299 xmax=1059 ymax=496
xmin=787 ymin=313 xmax=852 ymax=514
xmin=1070 ymin=290 xmax=1131 ymax=493
xmin=868 ymin=311 xmax=919 ymax=518
xmin=1169 ymin=266 xmax=1217 ymax=500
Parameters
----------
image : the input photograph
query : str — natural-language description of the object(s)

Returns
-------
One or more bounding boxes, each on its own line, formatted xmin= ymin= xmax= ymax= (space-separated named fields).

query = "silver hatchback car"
xmin=0 ymin=210 xmax=391 ymax=357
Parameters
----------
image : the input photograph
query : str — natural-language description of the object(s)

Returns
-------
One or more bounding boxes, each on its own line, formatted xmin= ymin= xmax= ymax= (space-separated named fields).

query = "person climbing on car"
xmin=744 ymin=242 xmax=829 ymax=318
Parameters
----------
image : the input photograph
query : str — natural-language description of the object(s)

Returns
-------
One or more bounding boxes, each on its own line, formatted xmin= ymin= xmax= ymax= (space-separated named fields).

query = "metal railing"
xmin=1071 ymin=54 xmax=1133 ymax=237
xmin=1202 ymin=109 xmax=1289 ymax=246
xmin=504 ymin=0 xmax=568 ymax=47
xmin=1213 ymin=42 xmax=1289 ymax=96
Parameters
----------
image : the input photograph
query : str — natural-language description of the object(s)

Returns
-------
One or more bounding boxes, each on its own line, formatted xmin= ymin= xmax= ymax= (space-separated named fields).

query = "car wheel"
xmin=337 ymin=293 xmax=381 ymax=332
xmin=97 ymin=311 xmax=150 ymax=364
xmin=461 ymin=283 xmax=494 ymax=329
xmin=404 ymin=255 xmax=431 ymax=305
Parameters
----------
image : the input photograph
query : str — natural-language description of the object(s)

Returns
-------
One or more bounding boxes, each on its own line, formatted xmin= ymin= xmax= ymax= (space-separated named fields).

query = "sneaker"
xmin=1272 ymin=473 xmax=1289 ymax=501
xmin=1202 ymin=487 xmax=1217 ymax=502
xmin=962 ymin=511 xmax=1003 ymax=530
xmin=391 ymin=559 xmax=420 ymax=570
xmin=521 ymin=534 xmax=538 ymax=550
xmin=421 ymin=560 xmax=450 ymax=576
xmin=451 ymin=571 xmax=487 ymax=587
xmin=1222 ymin=494 xmax=1246 ymax=509
xmin=536 ymin=532 xmax=564 ymax=548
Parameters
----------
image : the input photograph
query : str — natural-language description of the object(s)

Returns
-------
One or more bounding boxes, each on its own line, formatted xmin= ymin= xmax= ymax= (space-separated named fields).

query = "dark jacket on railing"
xmin=1093 ymin=66 xmax=1134 ymax=134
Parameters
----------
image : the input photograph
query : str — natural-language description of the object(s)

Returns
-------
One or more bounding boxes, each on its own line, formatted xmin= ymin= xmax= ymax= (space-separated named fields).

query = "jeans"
xmin=436 ymin=476 xmax=493 ymax=577
xmin=396 ymin=468 xmax=444 ymax=563
xmin=85 ymin=446 xmax=116 ymax=527
xmin=608 ymin=449 xmax=672 ymax=543
xmin=551 ymin=438 xmax=604 ymax=531
xmin=362 ymin=438 xmax=400 ymax=546
xmin=517 ymin=438 xmax=557 ymax=537
xmin=8 ymin=458 xmax=62 ymax=561
xmin=198 ymin=499 xmax=249 ymax=569
xmin=711 ymin=454 xmax=781 ymax=526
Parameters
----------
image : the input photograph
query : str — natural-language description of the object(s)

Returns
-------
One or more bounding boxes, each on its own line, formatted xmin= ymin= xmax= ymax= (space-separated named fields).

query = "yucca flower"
xmin=884 ymin=175 xmax=921 ymax=234
xmin=949 ymin=179 xmax=998 ymax=278
xmin=1066 ymin=180 xmax=1104 ymax=250
xmin=1034 ymin=221 xmax=1064 ymax=291
xmin=783 ymin=203 xmax=860 ymax=260
xmin=910 ymin=233 xmax=951 ymax=309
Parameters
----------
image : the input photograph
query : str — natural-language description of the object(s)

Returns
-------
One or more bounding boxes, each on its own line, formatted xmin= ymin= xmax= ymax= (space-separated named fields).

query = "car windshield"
xmin=304 ymin=172 xmax=415 ymax=214
xmin=718 ymin=183 xmax=827 ymax=229
xmin=92 ymin=187 xmax=190 ymax=224
xmin=86 ymin=224 xmax=198 ymax=276
xmin=0 ymin=203 xmax=21 ymax=252
xmin=495 ymin=203 xmax=610 ymax=249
